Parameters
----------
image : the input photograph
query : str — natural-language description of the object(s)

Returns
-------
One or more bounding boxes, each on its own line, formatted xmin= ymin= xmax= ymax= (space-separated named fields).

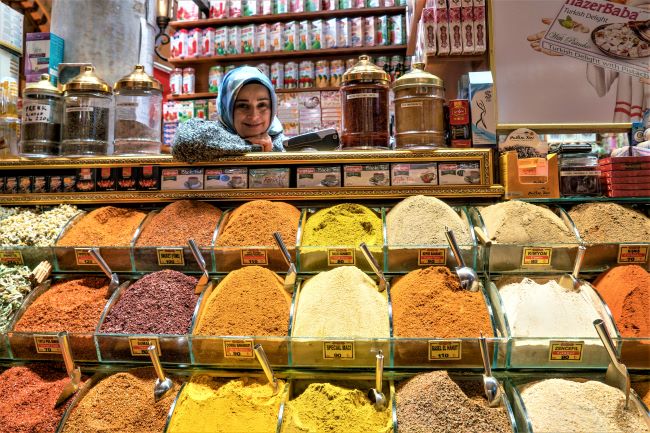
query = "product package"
xmin=438 ymin=162 xmax=481 ymax=185
xmin=390 ymin=15 xmax=406 ymax=45
xmin=468 ymin=71 xmax=496 ymax=147
xmin=75 ymin=168 xmax=95 ymax=192
xmin=227 ymin=27 xmax=242 ymax=54
xmin=177 ymin=0 xmax=200 ymax=20
xmin=171 ymin=30 xmax=188 ymax=59
xmin=343 ymin=164 xmax=390 ymax=186
xmin=256 ymin=24 xmax=270 ymax=52
xmin=243 ymin=0 xmax=258 ymax=15
xmin=473 ymin=0 xmax=486 ymax=53
xmin=448 ymin=0 xmax=463 ymax=55
xmin=422 ymin=8 xmax=437 ymax=56
xmin=249 ymin=168 xmax=290 ymax=188
xmin=435 ymin=0 xmax=450 ymax=55
xmin=241 ymin=24 xmax=256 ymax=53
xmin=297 ymin=166 xmax=342 ymax=188
xmin=62 ymin=175 xmax=75 ymax=192
xmin=138 ymin=166 xmax=161 ymax=191
xmin=32 ymin=176 xmax=47 ymax=193
xmin=229 ymin=0 xmax=243 ymax=17
xmin=204 ymin=168 xmax=248 ymax=189
xmin=337 ymin=18 xmax=351 ymax=47
xmin=377 ymin=15 xmax=389 ymax=45
xmin=363 ymin=17 xmax=377 ymax=46
xmin=117 ymin=167 xmax=138 ymax=191
xmin=187 ymin=28 xmax=201 ymax=58
xmin=271 ymin=22 xmax=285 ymax=52
xmin=391 ymin=163 xmax=439 ymax=186
xmin=17 ymin=176 xmax=33 ymax=194
xmin=194 ymin=99 xmax=209 ymax=120
xmin=261 ymin=0 xmax=273 ymax=14
xmin=5 ymin=177 xmax=17 ymax=194
xmin=311 ymin=20 xmax=323 ymax=50
xmin=285 ymin=62 xmax=299 ymax=89
xmin=215 ymin=27 xmax=228 ymax=55
xmin=323 ymin=0 xmax=336 ymax=9
xmin=25 ymin=32 xmax=64 ymax=84
xmin=299 ymin=21 xmax=311 ymax=50
xmin=299 ymin=61 xmax=315 ymax=88
xmin=271 ymin=62 xmax=284 ymax=88
xmin=275 ymin=0 xmax=289 ymax=13
xmin=304 ymin=0 xmax=322 ymax=11
xmin=323 ymin=18 xmax=338 ymax=48
xmin=339 ymin=0 xmax=353 ymax=8
xmin=47 ymin=176 xmax=62 ymax=193
xmin=161 ymin=168 xmax=205 ymax=190
xmin=201 ymin=28 xmax=216 ymax=57
xmin=449 ymin=99 xmax=471 ymax=148
xmin=351 ymin=17 xmax=364 ymax=47
xmin=291 ymin=0 xmax=303 ymax=12
xmin=284 ymin=21 xmax=299 ymax=51
xmin=461 ymin=0 xmax=475 ymax=54
xmin=209 ymin=0 xmax=228 ymax=18
xmin=95 ymin=168 xmax=118 ymax=192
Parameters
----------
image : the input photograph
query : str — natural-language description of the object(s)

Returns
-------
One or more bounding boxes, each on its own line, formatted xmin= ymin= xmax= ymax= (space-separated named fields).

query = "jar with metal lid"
xmin=113 ymin=65 xmax=162 ymax=155
xmin=340 ymin=55 xmax=390 ymax=149
xmin=20 ymin=74 xmax=62 ymax=157
xmin=392 ymin=62 xmax=445 ymax=148
xmin=61 ymin=65 xmax=112 ymax=156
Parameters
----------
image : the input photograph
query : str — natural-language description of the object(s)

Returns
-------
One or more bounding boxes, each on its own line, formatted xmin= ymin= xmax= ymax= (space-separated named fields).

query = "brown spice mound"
xmin=195 ymin=266 xmax=291 ymax=336
xmin=634 ymin=381 xmax=650 ymax=408
xmin=61 ymin=368 xmax=178 ymax=433
xmin=391 ymin=267 xmax=492 ymax=337
xmin=215 ymin=200 xmax=301 ymax=246
xmin=14 ymin=277 xmax=109 ymax=332
xmin=396 ymin=371 xmax=511 ymax=433
xmin=568 ymin=202 xmax=650 ymax=243
xmin=594 ymin=265 xmax=650 ymax=337
xmin=136 ymin=200 xmax=222 ymax=247
xmin=57 ymin=206 xmax=146 ymax=246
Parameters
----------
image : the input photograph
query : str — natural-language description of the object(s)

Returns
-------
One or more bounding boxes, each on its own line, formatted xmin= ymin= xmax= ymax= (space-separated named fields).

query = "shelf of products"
xmin=168 ymin=87 xmax=343 ymax=100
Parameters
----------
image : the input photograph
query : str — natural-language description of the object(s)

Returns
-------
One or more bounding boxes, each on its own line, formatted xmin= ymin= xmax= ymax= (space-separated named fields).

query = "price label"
xmin=327 ymin=249 xmax=355 ymax=266
xmin=521 ymin=247 xmax=552 ymax=266
xmin=418 ymin=248 xmax=446 ymax=266
xmin=241 ymin=249 xmax=268 ymax=266
xmin=617 ymin=245 xmax=649 ymax=264
xmin=129 ymin=337 xmax=160 ymax=356
xmin=156 ymin=248 xmax=185 ymax=266
xmin=323 ymin=341 xmax=355 ymax=360
xmin=549 ymin=341 xmax=584 ymax=361
xmin=428 ymin=340 xmax=462 ymax=360
xmin=0 ymin=250 xmax=24 ymax=265
xmin=74 ymin=248 xmax=97 ymax=266
xmin=34 ymin=335 xmax=61 ymax=354
xmin=223 ymin=339 xmax=255 ymax=358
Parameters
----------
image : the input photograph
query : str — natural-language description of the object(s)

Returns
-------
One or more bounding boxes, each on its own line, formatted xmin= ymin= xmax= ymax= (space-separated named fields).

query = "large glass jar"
xmin=21 ymin=74 xmax=63 ymax=157
xmin=113 ymin=65 xmax=162 ymax=155
xmin=61 ymin=65 xmax=112 ymax=156
xmin=392 ymin=63 xmax=445 ymax=148
xmin=340 ymin=55 xmax=390 ymax=149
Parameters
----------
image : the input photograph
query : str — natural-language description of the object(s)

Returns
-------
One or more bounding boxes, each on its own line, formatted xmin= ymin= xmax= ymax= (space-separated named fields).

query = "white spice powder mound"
xmin=293 ymin=266 xmax=389 ymax=338
xmin=521 ymin=379 xmax=649 ymax=433
xmin=568 ymin=202 xmax=650 ymax=243
xmin=386 ymin=195 xmax=472 ymax=245
xmin=480 ymin=200 xmax=575 ymax=244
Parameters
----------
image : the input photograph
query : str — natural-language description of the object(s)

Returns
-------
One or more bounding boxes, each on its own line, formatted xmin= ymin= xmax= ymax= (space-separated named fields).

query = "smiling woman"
xmin=172 ymin=66 xmax=286 ymax=162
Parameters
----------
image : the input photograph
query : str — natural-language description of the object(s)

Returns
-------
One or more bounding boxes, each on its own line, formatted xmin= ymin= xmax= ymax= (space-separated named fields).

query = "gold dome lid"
xmin=114 ymin=64 xmax=162 ymax=92
xmin=342 ymin=55 xmax=390 ymax=84
xmin=392 ymin=63 xmax=444 ymax=90
xmin=24 ymin=74 xmax=62 ymax=96
xmin=63 ymin=65 xmax=111 ymax=94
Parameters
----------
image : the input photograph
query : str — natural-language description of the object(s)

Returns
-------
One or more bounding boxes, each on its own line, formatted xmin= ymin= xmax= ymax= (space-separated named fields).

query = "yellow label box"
xmin=549 ymin=341 xmax=584 ymax=361
xmin=224 ymin=340 xmax=255 ymax=358
xmin=521 ymin=247 xmax=553 ymax=266
xmin=323 ymin=341 xmax=355 ymax=360
xmin=129 ymin=337 xmax=160 ymax=356
xmin=428 ymin=340 xmax=462 ymax=360
xmin=327 ymin=249 xmax=355 ymax=266
xmin=157 ymin=248 xmax=185 ymax=266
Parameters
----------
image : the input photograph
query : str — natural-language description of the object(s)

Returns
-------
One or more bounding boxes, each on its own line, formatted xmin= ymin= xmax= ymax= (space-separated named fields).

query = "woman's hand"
xmin=247 ymin=133 xmax=273 ymax=152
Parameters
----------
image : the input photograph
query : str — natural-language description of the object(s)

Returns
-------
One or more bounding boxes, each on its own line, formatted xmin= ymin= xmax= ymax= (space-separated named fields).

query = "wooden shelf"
xmin=427 ymin=53 xmax=488 ymax=63
xmin=170 ymin=6 xmax=406 ymax=29
xmin=168 ymin=87 xmax=341 ymax=100
xmin=169 ymin=45 xmax=407 ymax=65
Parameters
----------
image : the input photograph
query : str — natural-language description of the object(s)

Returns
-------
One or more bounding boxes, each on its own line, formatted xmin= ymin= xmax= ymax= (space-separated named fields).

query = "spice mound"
xmin=396 ymin=371 xmax=511 ymax=433
xmin=136 ymin=200 xmax=222 ymax=246
xmin=520 ymin=379 xmax=649 ymax=433
xmin=387 ymin=195 xmax=471 ymax=245
xmin=634 ymin=380 xmax=650 ymax=407
xmin=594 ymin=265 xmax=650 ymax=337
xmin=293 ymin=266 xmax=389 ymax=338
xmin=0 ymin=205 xmax=79 ymax=246
xmin=0 ymin=264 xmax=33 ymax=332
xmin=56 ymin=206 xmax=146 ymax=246
xmin=195 ymin=266 xmax=290 ymax=336
xmin=302 ymin=203 xmax=383 ymax=246
xmin=391 ymin=267 xmax=492 ymax=337
xmin=568 ymin=202 xmax=650 ymax=243
xmin=14 ymin=277 xmax=109 ymax=332
xmin=99 ymin=270 xmax=198 ymax=334
xmin=216 ymin=200 xmax=301 ymax=246
xmin=0 ymin=365 xmax=76 ymax=433
xmin=282 ymin=382 xmax=393 ymax=433
xmin=480 ymin=200 xmax=575 ymax=244
xmin=61 ymin=368 xmax=179 ymax=433
xmin=167 ymin=376 xmax=285 ymax=433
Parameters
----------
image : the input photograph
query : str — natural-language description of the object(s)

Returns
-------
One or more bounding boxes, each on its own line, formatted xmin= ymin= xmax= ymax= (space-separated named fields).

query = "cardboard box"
xmin=62 ymin=175 xmax=76 ymax=192
xmin=343 ymin=164 xmax=390 ymax=187
xmin=297 ymin=166 xmax=341 ymax=188
xmin=435 ymin=0 xmax=451 ymax=55
xmin=161 ymin=168 xmax=204 ymax=190
xmin=32 ymin=176 xmax=47 ymax=193
xmin=117 ymin=167 xmax=138 ymax=191
xmin=270 ymin=23 xmax=284 ymax=52
xmin=473 ymin=0 xmax=486 ymax=54
xmin=468 ymin=71 xmax=496 ymax=147
xmin=17 ymin=176 xmax=33 ymax=194
xmin=75 ymin=168 xmax=96 ymax=192
xmin=249 ymin=168 xmax=290 ymax=188
xmin=501 ymin=151 xmax=560 ymax=199
xmin=5 ymin=177 xmax=17 ymax=194
xmin=461 ymin=6 xmax=475 ymax=54
xmin=422 ymin=8 xmax=437 ymax=56
xmin=284 ymin=21 xmax=299 ymax=51
xmin=227 ymin=26 xmax=241 ymax=54
xmin=25 ymin=33 xmax=64 ymax=85
xmin=204 ymin=168 xmax=248 ymax=189
xmin=391 ymin=163 xmax=439 ymax=186
xmin=241 ymin=24 xmax=256 ymax=53
xmin=256 ymin=24 xmax=270 ymax=52
xmin=448 ymin=0 xmax=463 ymax=55
xmin=215 ymin=27 xmax=228 ymax=55
xmin=48 ymin=176 xmax=63 ymax=193
xmin=338 ymin=18 xmax=351 ymax=47
xmin=96 ymin=167 xmax=118 ymax=191
xmin=438 ymin=162 xmax=481 ymax=185
xmin=138 ymin=166 xmax=161 ymax=191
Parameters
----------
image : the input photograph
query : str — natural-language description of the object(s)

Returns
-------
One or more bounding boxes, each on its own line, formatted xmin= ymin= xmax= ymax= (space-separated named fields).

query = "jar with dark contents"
xmin=21 ymin=74 xmax=62 ymax=157
xmin=340 ymin=55 xmax=390 ymax=149
xmin=61 ymin=65 xmax=112 ymax=156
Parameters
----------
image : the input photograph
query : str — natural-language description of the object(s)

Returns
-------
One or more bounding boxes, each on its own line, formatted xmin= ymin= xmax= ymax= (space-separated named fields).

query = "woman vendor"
xmin=172 ymin=66 xmax=286 ymax=162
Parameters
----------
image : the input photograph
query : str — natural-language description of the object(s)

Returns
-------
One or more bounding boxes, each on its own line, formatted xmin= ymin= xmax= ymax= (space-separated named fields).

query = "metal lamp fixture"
xmin=155 ymin=0 xmax=172 ymax=61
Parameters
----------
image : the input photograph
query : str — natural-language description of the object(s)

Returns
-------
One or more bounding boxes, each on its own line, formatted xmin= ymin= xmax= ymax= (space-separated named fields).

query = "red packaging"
xmin=599 ymin=162 xmax=650 ymax=171
xmin=171 ymin=30 xmax=188 ymax=59
xmin=188 ymin=28 xmax=201 ymax=58
xmin=601 ymin=169 xmax=650 ymax=178
xmin=449 ymin=99 xmax=470 ymax=124
xmin=602 ymin=175 xmax=650 ymax=185
xmin=599 ymin=155 xmax=650 ymax=165
xmin=201 ymin=28 xmax=216 ymax=57
xmin=604 ymin=188 xmax=650 ymax=197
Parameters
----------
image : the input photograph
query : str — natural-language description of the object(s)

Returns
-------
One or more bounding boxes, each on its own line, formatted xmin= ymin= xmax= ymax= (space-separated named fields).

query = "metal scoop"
xmin=54 ymin=331 xmax=81 ymax=408
xmin=479 ymin=333 xmax=502 ymax=407
xmin=558 ymin=245 xmax=586 ymax=292
xmin=254 ymin=344 xmax=279 ymax=395
xmin=359 ymin=242 xmax=386 ymax=292
xmin=88 ymin=248 xmax=120 ymax=296
xmin=273 ymin=232 xmax=297 ymax=292
xmin=594 ymin=319 xmax=631 ymax=409
xmin=147 ymin=344 xmax=175 ymax=402
xmin=445 ymin=228 xmax=479 ymax=292
xmin=188 ymin=239 xmax=209 ymax=294
xmin=367 ymin=350 xmax=388 ymax=411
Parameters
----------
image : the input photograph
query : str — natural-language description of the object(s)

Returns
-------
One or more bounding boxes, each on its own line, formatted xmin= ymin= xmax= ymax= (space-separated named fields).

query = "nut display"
xmin=0 ymin=205 xmax=79 ymax=246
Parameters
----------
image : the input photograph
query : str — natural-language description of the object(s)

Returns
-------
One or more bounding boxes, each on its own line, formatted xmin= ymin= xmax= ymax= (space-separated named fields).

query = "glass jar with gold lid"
xmin=392 ymin=62 xmax=445 ymax=149
xmin=61 ymin=65 xmax=112 ymax=156
xmin=113 ymin=65 xmax=163 ymax=155
xmin=340 ymin=55 xmax=390 ymax=149
xmin=21 ymin=74 xmax=63 ymax=157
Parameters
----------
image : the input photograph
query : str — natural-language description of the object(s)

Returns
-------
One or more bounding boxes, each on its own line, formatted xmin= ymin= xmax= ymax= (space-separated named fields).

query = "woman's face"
xmin=233 ymin=83 xmax=271 ymax=138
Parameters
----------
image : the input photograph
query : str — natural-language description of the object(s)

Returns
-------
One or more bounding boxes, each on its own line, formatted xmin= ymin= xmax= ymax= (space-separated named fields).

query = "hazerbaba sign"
xmin=541 ymin=0 xmax=650 ymax=79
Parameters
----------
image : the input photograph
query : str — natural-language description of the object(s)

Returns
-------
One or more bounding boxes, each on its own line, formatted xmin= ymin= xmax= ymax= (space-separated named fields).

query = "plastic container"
xmin=21 ymin=74 xmax=63 ymax=157
xmin=559 ymin=152 xmax=601 ymax=197
xmin=113 ymin=65 xmax=163 ymax=155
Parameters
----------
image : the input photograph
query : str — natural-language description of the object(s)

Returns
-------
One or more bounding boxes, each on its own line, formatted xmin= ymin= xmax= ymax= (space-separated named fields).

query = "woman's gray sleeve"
xmin=172 ymin=118 xmax=255 ymax=162
xmin=272 ymin=133 xmax=287 ymax=152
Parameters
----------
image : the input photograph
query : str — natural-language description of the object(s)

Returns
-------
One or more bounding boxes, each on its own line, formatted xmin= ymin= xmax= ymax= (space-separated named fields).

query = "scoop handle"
xmin=594 ymin=319 xmax=622 ymax=368
xmin=188 ymin=239 xmax=207 ymax=273
xmin=254 ymin=344 xmax=278 ymax=393
xmin=273 ymin=232 xmax=293 ymax=266
xmin=375 ymin=350 xmax=384 ymax=394
xmin=148 ymin=344 xmax=166 ymax=382
xmin=57 ymin=331 xmax=75 ymax=377
xmin=445 ymin=228 xmax=465 ymax=268
xmin=89 ymin=248 xmax=113 ymax=279
xmin=360 ymin=242 xmax=385 ymax=282
xmin=572 ymin=245 xmax=586 ymax=279
xmin=479 ymin=334 xmax=492 ymax=377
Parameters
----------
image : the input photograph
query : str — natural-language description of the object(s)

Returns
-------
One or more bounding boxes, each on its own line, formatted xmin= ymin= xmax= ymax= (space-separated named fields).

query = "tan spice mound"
xmin=56 ymin=206 xmax=146 ymax=246
xmin=568 ymin=202 xmax=650 ymax=243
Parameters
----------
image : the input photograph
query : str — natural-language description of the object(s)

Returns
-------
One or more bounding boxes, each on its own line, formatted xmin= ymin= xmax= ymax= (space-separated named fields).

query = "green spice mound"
xmin=302 ymin=203 xmax=383 ymax=246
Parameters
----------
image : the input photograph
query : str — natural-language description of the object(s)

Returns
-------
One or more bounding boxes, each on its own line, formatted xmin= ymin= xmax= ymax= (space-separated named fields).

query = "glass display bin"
xmin=20 ymin=74 xmax=63 ymax=157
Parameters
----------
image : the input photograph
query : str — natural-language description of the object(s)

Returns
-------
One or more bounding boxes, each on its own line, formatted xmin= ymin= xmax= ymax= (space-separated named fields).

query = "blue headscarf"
xmin=217 ymin=66 xmax=283 ymax=137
